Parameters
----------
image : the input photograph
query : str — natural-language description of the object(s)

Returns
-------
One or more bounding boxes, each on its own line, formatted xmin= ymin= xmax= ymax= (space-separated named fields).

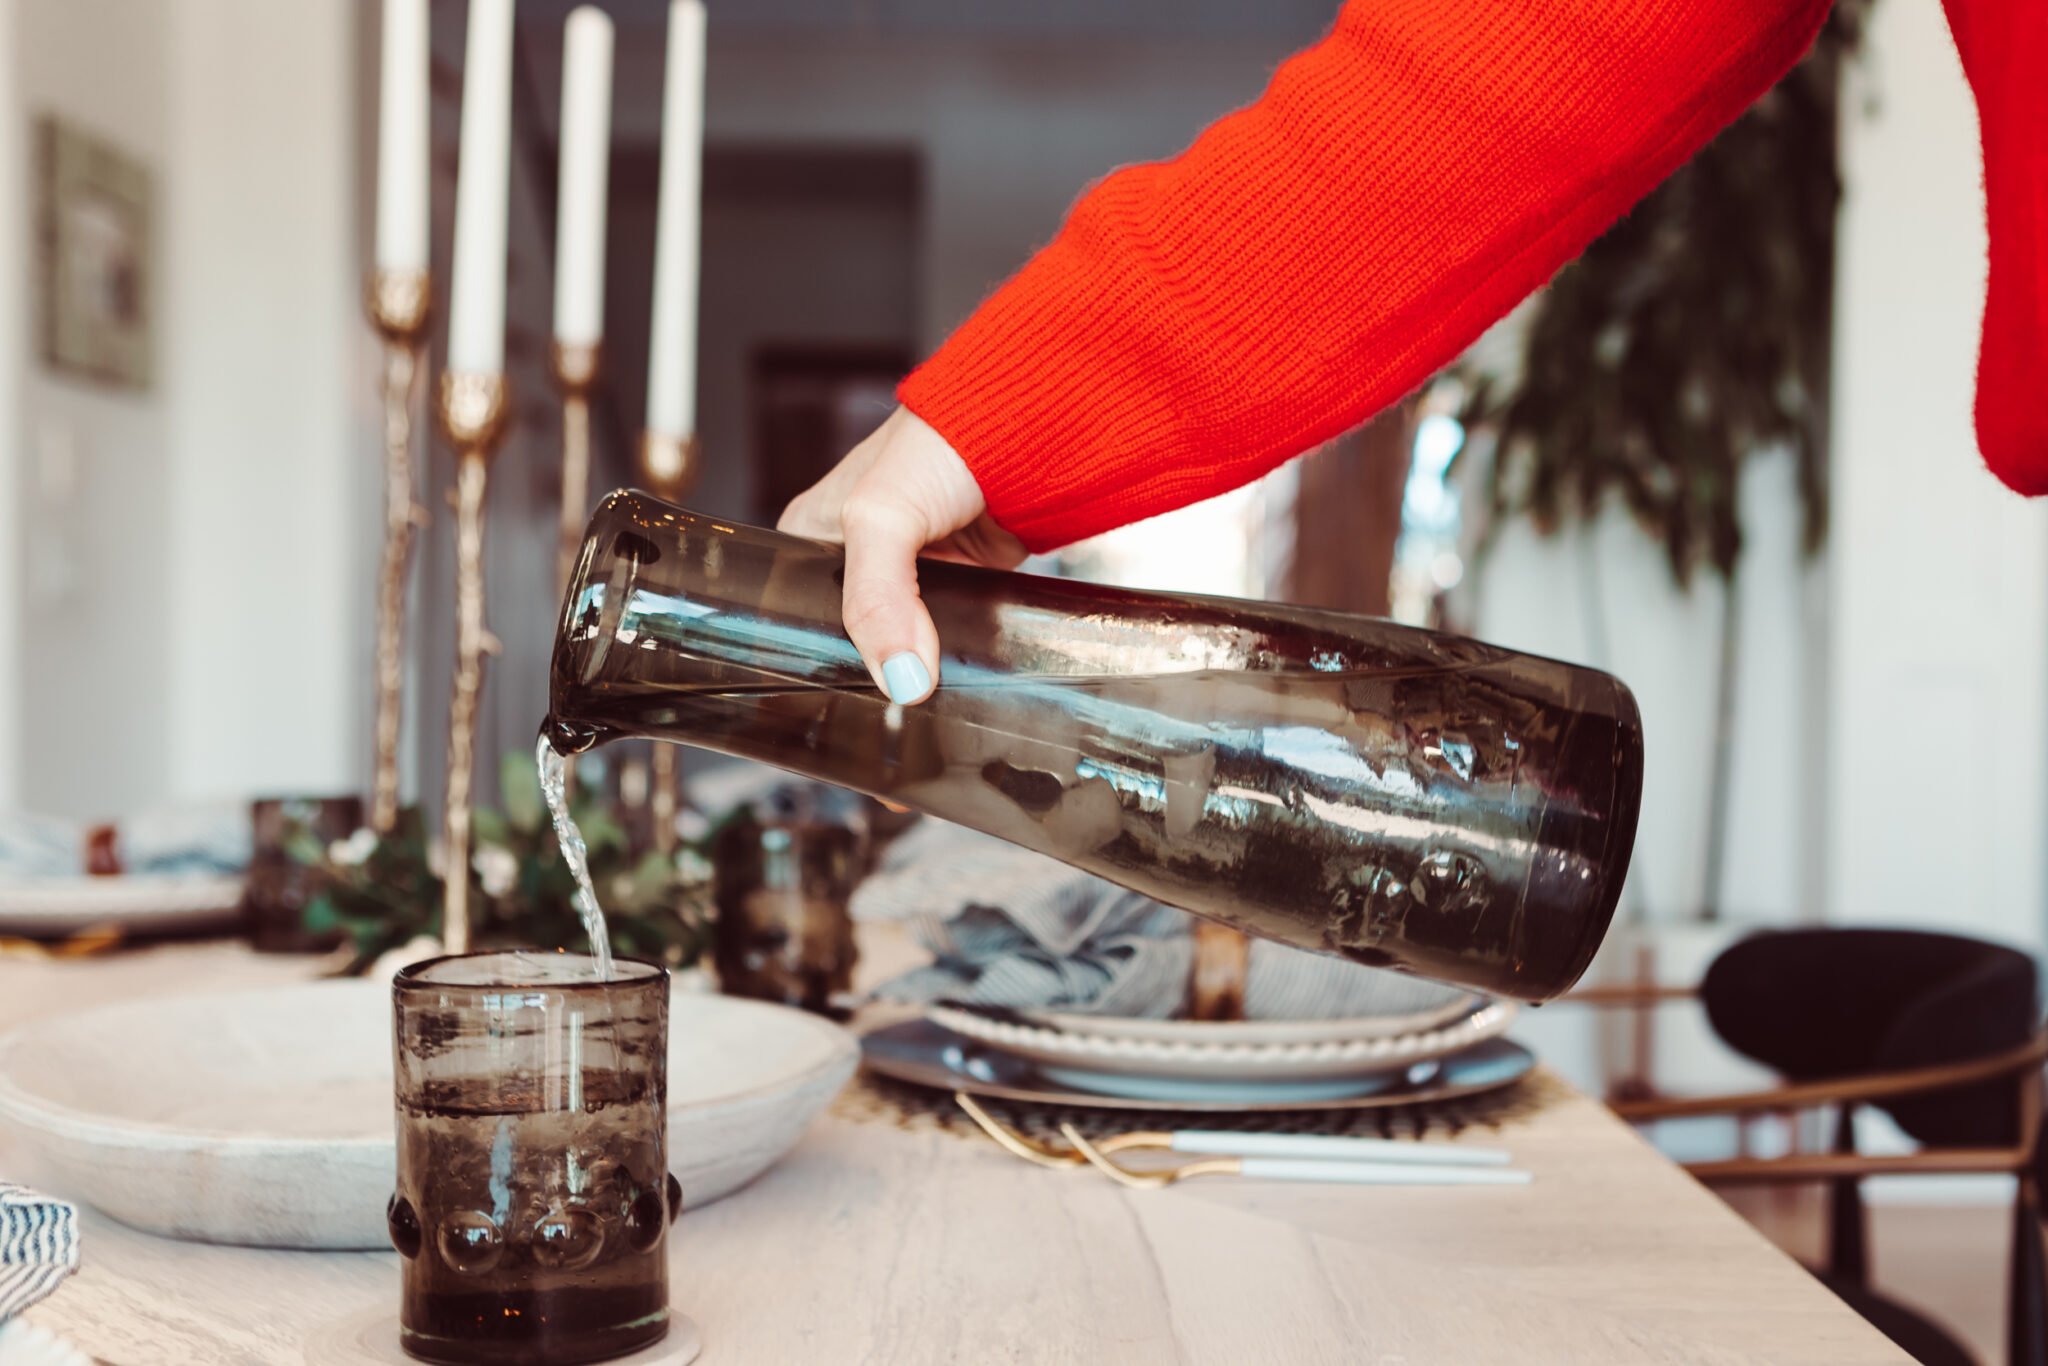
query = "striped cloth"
xmin=0 ymin=801 xmax=249 ymax=881
xmin=0 ymin=1184 xmax=79 ymax=1322
xmin=852 ymin=820 xmax=1470 ymax=1020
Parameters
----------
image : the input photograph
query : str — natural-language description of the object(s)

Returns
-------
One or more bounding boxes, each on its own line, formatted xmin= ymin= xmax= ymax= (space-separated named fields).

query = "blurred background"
xmin=2 ymin=0 xmax=2046 ymax=1352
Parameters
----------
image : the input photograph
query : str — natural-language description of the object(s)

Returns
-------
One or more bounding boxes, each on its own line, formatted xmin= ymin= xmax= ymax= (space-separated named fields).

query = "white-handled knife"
xmin=1162 ymin=1130 xmax=1509 ymax=1166
xmin=1231 ymin=1156 xmax=1531 ymax=1185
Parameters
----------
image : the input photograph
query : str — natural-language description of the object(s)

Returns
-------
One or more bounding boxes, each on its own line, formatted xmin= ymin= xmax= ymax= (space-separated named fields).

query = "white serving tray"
xmin=0 ymin=981 xmax=856 ymax=1249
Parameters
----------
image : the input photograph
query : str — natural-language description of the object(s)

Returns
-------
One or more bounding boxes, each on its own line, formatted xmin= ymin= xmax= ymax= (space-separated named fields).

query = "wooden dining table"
xmin=0 ymin=930 xmax=1910 ymax=1365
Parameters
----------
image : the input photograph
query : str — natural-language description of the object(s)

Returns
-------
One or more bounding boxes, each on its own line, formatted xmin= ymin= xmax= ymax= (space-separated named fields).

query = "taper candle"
xmin=555 ymin=7 xmax=614 ymax=347
xmin=646 ymin=0 xmax=705 ymax=439
xmin=375 ymin=0 xmax=430 ymax=274
xmin=448 ymin=0 xmax=516 ymax=376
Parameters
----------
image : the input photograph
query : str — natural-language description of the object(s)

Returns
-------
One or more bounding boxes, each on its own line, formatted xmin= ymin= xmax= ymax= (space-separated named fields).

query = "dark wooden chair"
xmin=1580 ymin=928 xmax=2048 ymax=1366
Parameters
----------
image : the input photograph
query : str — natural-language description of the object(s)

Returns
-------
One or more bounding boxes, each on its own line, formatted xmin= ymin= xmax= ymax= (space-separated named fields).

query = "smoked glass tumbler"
xmin=389 ymin=952 xmax=676 ymax=1366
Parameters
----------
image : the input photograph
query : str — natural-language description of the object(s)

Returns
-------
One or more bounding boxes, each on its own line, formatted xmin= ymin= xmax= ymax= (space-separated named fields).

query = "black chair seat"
xmin=1703 ymin=929 xmax=2037 ymax=1147
xmin=1692 ymin=927 xmax=2042 ymax=1364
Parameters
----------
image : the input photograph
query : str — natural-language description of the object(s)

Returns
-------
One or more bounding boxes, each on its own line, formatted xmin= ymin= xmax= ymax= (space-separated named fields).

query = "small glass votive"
xmin=389 ymin=952 xmax=677 ymax=1366
xmin=243 ymin=795 xmax=362 ymax=953
xmin=711 ymin=791 xmax=863 ymax=1017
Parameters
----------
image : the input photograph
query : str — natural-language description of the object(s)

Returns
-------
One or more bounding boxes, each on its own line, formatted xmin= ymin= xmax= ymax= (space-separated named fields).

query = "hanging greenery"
xmin=1456 ymin=3 xmax=1871 ymax=586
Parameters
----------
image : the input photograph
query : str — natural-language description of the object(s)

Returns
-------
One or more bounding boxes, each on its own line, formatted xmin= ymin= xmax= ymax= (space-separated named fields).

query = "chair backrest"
xmin=1701 ymin=928 xmax=2038 ymax=1147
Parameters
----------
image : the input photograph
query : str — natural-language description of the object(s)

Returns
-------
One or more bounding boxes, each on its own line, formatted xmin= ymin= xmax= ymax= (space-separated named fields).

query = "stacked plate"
xmin=0 ymin=874 xmax=245 ymax=939
xmin=863 ymin=994 xmax=1532 ymax=1112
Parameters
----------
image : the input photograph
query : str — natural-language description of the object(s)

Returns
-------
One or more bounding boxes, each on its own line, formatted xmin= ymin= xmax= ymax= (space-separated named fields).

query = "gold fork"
xmin=1059 ymin=1122 xmax=1249 ymax=1189
xmin=953 ymin=1092 xmax=1529 ymax=1188
xmin=952 ymin=1092 xmax=1236 ymax=1168
xmin=953 ymin=1092 xmax=1083 ymax=1168
xmin=1055 ymin=1121 xmax=1532 ymax=1188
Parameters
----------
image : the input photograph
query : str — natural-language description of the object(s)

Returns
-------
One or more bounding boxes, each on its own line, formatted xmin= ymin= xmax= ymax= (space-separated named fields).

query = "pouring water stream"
xmin=538 ymin=734 xmax=615 ymax=982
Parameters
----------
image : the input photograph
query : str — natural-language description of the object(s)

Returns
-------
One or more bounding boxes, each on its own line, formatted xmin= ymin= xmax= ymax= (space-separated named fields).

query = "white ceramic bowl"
xmin=0 ymin=980 xmax=856 ymax=1250
xmin=0 ymin=1320 xmax=94 ymax=1366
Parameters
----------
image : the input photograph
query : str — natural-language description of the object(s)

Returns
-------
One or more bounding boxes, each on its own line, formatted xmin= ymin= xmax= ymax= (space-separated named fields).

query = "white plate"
xmin=925 ymin=999 xmax=1517 ymax=1083
xmin=0 ymin=874 xmax=245 ymax=937
xmin=1035 ymin=1059 xmax=1464 ymax=1105
xmin=0 ymin=981 xmax=856 ymax=1250
xmin=1015 ymin=993 xmax=1481 ymax=1045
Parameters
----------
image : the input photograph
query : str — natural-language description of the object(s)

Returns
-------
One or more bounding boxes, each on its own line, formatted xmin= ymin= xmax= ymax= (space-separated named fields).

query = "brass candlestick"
xmin=637 ymin=430 xmax=701 ymax=857
xmin=550 ymin=342 xmax=601 ymax=806
xmin=638 ymin=430 xmax=700 ymax=502
xmin=365 ymin=270 xmax=432 ymax=834
xmin=551 ymin=341 xmax=601 ymax=596
xmin=437 ymin=372 xmax=511 ymax=954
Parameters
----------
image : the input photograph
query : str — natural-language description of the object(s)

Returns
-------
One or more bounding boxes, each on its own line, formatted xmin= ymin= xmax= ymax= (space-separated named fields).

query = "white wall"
xmin=1826 ymin=0 xmax=2048 ymax=956
xmin=1472 ymin=460 xmax=1821 ymax=931
xmin=0 ymin=0 xmax=21 ymax=805
xmin=4 ymin=0 xmax=364 ymax=818
xmin=10 ymin=0 xmax=175 ymax=820
xmin=1829 ymin=12 xmax=2048 ymax=1196
xmin=162 ymin=0 xmax=364 ymax=805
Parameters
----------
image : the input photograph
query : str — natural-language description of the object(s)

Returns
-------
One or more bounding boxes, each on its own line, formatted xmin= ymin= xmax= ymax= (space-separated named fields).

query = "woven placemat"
xmin=833 ymin=1066 xmax=1569 ymax=1144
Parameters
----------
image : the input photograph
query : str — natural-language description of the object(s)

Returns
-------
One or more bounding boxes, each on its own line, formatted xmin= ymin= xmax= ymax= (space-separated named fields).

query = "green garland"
xmin=287 ymin=752 xmax=711 ymax=973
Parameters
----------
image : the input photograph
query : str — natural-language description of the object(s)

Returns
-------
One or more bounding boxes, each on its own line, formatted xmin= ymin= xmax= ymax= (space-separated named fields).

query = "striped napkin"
xmin=0 ymin=801 xmax=250 ymax=881
xmin=851 ymin=819 xmax=1471 ymax=1020
xmin=0 ymin=1184 xmax=79 ymax=1321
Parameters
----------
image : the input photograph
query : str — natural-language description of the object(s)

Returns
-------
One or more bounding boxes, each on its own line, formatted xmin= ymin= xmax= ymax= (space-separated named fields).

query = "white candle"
xmin=646 ymin=0 xmax=705 ymax=438
xmin=448 ymin=0 xmax=516 ymax=375
xmin=374 ymin=0 xmax=430 ymax=273
xmin=554 ymin=7 xmax=613 ymax=347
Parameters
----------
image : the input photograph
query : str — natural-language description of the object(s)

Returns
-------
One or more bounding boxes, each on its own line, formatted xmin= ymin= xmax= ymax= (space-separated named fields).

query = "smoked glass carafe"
xmin=546 ymin=490 xmax=1644 ymax=1002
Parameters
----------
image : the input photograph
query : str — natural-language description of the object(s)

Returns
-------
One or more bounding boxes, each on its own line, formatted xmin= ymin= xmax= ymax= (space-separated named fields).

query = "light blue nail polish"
xmin=881 ymin=652 xmax=931 ymax=704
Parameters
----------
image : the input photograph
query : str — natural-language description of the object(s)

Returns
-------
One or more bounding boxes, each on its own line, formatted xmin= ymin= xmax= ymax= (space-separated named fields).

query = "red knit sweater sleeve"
xmin=897 ymin=0 xmax=1830 ymax=552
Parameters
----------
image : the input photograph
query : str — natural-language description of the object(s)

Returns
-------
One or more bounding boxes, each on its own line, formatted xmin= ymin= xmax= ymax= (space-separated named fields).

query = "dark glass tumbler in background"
xmin=243 ymin=795 xmax=362 ymax=953
xmin=390 ymin=952 xmax=677 ymax=1366
xmin=712 ymin=789 xmax=864 ymax=1017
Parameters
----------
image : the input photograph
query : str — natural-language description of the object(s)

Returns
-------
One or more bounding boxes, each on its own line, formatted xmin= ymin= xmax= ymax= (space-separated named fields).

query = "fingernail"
xmin=880 ymin=652 xmax=931 ymax=705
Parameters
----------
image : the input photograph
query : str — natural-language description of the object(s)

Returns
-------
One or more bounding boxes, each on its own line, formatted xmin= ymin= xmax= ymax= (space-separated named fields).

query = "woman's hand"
xmin=778 ymin=405 xmax=1026 ymax=704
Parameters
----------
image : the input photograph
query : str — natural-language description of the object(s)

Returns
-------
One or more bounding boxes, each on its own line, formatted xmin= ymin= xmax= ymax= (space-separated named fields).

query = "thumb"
xmin=839 ymin=490 xmax=942 ymax=704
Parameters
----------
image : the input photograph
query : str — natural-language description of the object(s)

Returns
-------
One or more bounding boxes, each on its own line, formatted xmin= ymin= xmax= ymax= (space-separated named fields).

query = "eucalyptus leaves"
xmin=289 ymin=751 xmax=711 ymax=972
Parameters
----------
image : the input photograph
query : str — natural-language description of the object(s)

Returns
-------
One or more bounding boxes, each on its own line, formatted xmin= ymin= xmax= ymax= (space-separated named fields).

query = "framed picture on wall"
xmin=36 ymin=116 xmax=153 ymax=390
